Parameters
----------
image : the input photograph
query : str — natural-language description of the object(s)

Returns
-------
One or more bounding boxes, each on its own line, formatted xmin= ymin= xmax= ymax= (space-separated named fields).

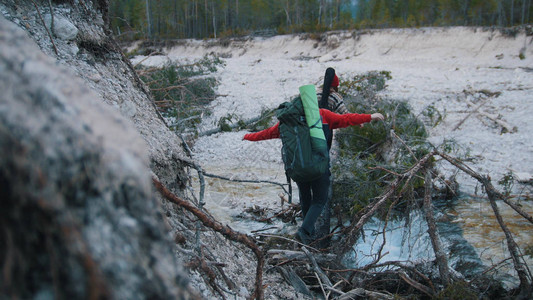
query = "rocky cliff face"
xmin=0 ymin=1 xmax=197 ymax=299
xmin=0 ymin=1 xmax=301 ymax=299
xmin=0 ymin=0 xmax=188 ymax=191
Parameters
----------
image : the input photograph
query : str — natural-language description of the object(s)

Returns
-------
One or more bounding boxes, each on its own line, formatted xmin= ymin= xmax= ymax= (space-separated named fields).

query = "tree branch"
xmin=423 ymin=167 xmax=450 ymax=285
xmin=436 ymin=151 xmax=532 ymax=291
xmin=152 ymin=177 xmax=265 ymax=300
xmin=336 ymin=150 xmax=436 ymax=257
xmin=31 ymin=0 xmax=58 ymax=56
xmin=437 ymin=152 xmax=533 ymax=224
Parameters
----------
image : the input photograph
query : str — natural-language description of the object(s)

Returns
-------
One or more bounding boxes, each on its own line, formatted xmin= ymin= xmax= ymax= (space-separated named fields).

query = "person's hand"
xmin=371 ymin=113 xmax=384 ymax=121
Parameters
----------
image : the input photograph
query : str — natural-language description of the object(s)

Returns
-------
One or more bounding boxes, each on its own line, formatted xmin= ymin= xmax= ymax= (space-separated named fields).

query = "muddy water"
xmin=450 ymin=196 xmax=533 ymax=284
xmin=189 ymin=164 xmax=297 ymax=234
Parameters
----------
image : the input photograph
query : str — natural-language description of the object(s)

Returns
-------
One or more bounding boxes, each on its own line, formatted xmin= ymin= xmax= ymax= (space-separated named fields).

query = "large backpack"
xmin=276 ymin=85 xmax=329 ymax=182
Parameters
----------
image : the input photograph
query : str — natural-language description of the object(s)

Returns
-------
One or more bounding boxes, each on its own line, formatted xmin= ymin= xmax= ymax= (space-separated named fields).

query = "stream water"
xmin=191 ymin=167 xmax=532 ymax=289
xmin=343 ymin=196 xmax=533 ymax=286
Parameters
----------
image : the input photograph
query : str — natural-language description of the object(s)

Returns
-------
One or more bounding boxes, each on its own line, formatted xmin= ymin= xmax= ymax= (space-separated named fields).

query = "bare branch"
xmin=152 ymin=178 xmax=265 ymax=300
xmin=390 ymin=129 xmax=418 ymax=162
xmin=399 ymin=271 xmax=435 ymax=297
xmin=31 ymin=0 xmax=58 ymax=56
xmin=133 ymin=51 xmax=165 ymax=68
xmin=201 ymin=171 xmax=290 ymax=196
xmin=302 ymin=246 xmax=333 ymax=289
xmin=438 ymin=153 xmax=533 ymax=224
xmin=257 ymin=234 xmax=320 ymax=252
xmin=314 ymin=272 xmax=327 ymax=299
xmin=436 ymin=151 xmax=532 ymax=291
xmin=336 ymin=150 xmax=436 ymax=256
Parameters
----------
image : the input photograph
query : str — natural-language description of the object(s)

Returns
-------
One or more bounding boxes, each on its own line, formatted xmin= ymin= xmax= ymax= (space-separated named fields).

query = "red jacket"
xmin=243 ymin=109 xmax=371 ymax=141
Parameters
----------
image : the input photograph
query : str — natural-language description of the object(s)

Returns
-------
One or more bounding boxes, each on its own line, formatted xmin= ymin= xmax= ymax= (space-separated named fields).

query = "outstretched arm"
xmin=243 ymin=123 xmax=280 ymax=141
xmin=320 ymin=109 xmax=384 ymax=129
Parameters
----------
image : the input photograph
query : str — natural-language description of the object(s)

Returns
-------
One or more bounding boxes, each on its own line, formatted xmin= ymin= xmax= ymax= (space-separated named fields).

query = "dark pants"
xmin=296 ymin=172 xmax=330 ymax=235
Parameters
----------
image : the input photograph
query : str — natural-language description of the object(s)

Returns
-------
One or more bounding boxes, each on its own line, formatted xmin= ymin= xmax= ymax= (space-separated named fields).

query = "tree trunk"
xmin=145 ymin=0 xmax=152 ymax=38
xmin=235 ymin=0 xmax=239 ymax=28
xmin=522 ymin=0 xmax=527 ymax=24
xmin=318 ymin=0 xmax=324 ymax=25
xmin=156 ymin=0 xmax=161 ymax=37
xmin=212 ymin=2 xmax=216 ymax=38
xmin=284 ymin=0 xmax=291 ymax=27
xmin=423 ymin=168 xmax=450 ymax=286
xmin=195 ymin=0 xmax=198 ymax=38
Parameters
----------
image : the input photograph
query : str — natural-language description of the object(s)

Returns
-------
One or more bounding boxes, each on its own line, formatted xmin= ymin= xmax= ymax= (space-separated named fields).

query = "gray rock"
xmin=0 ymin=16 xmax=198 ymax=299
xmin=44 ymin=13 xmax=78 ymax=40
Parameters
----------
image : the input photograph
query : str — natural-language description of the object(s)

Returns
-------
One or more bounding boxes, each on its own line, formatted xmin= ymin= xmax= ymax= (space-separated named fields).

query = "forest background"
xmin=110 ymin=0 xmax=533 ymax=40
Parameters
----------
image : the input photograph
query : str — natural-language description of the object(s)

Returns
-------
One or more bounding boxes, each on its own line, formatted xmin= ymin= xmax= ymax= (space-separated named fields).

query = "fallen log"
xmin=267 ymin=249 xmax=336 ymax=265
xmin=337 ymin=287 xmax=394 ymax=300
xmin=275 ymin=266 xmax=313 ymax=298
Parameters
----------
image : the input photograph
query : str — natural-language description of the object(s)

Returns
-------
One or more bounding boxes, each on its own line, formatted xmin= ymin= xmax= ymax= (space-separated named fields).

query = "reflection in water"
xmin=450 ymin=196 xmax=533 ymax=287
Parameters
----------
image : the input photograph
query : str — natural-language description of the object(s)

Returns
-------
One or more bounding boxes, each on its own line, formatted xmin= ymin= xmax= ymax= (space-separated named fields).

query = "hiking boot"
xmin=295 ymin=228 xmax=314 ymax=245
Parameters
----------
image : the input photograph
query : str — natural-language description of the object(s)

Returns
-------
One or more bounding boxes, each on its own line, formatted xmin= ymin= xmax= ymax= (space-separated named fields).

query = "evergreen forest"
xmin=110 ymin=0 xmax=533 ymax=40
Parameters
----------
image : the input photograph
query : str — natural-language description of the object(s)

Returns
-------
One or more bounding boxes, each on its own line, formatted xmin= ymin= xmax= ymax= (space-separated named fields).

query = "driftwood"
xmin=477 ymin=110 xmax=516 ymax=133
xmin=337 ymin=288 xmax=394 ymax=300
xmin=453 ymin=96 xmax=490 ymax=131
xmin=454 ymin=96 xmax=515 ymax=133
xmin=152 ymin=178 xmax=265 ymax=300
xmin=275 ymin=266 xmax=313 ymax=297
xmin=267 ymin=249 xmax=336 ymax=265
xmin=302 ymin=247 xmax=333 ymax=289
